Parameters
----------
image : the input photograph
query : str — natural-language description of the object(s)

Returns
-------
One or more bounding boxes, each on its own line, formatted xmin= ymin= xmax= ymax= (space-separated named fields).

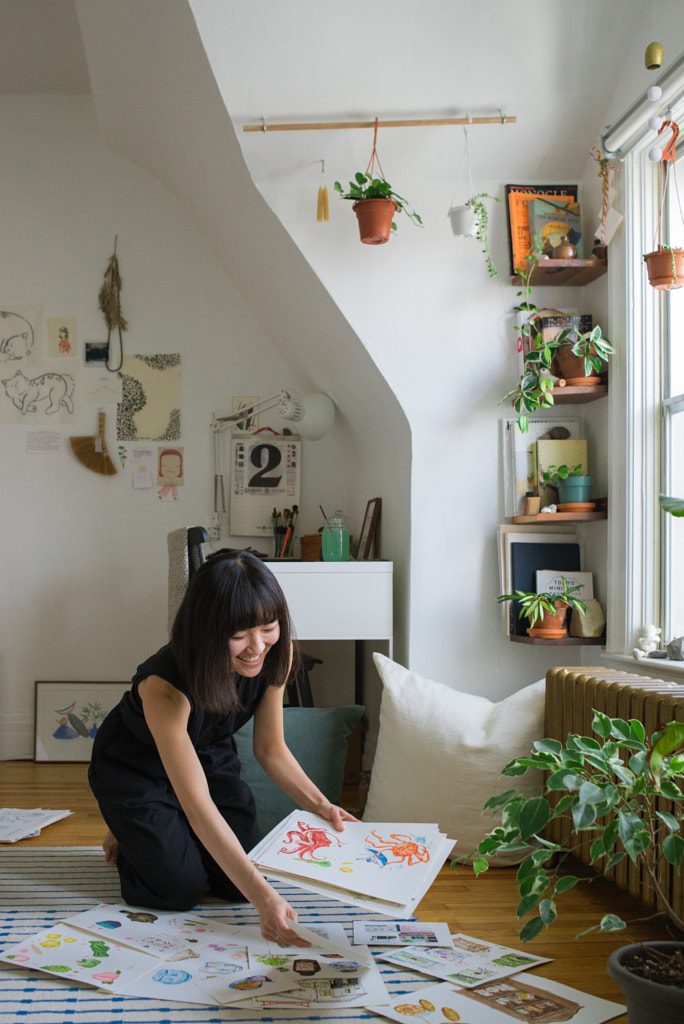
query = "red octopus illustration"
xmin=278 ymin=820 xmax=342 ymax=861
xmin=365 ymin=830 xmax=430 ymax=866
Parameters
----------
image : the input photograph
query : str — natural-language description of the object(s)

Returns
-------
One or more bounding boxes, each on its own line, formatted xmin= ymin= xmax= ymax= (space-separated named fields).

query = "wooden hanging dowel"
xmin=244 ymin=114 xmax=516 ymax=133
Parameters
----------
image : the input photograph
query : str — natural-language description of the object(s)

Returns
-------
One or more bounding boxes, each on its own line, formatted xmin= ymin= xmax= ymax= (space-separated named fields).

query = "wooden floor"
xmin=1 ymin=761 xmax=679 ymax=1022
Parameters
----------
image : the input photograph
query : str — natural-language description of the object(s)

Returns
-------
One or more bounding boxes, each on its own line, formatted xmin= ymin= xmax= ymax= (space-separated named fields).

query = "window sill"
xmin=602 ymin=651 xmax=684 ymax=683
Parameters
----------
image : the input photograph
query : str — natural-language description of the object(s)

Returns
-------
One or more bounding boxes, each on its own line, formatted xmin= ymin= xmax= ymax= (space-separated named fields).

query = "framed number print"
xmin=230 ymin=435 xmax=301 ymax=535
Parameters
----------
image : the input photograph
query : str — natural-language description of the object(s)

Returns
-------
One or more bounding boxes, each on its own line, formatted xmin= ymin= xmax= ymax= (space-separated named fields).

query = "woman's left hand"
xmin=318 ymin=802 xmax=359 ymax=832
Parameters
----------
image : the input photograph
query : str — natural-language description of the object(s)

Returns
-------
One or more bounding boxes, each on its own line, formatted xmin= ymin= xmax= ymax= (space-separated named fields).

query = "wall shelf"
xmin=552 ymin=383 xmax=607 ymax=403
xmin=510 ymin=635 xmax=606 ymax=646
xmin=512 ymin=259 xmax=607 ymax=287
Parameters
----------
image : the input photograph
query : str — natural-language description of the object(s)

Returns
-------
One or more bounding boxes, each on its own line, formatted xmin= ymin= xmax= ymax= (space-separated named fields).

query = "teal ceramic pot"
xmin=557 ymin=475 xmax=592 ymax=504
xmin=607 ymin=942 xmax=684 ymax=1024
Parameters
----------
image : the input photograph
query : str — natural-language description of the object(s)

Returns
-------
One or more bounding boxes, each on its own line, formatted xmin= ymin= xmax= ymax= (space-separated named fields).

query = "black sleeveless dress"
xmin=88 ymin=644 xmax=268 ymax=910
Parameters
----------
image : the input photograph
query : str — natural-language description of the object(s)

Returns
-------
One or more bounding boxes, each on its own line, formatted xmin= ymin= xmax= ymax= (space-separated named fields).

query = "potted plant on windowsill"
xmin=334 ymin=172 xmax=422 ymax=245
xmin=497 ymin=578 xmax=587 ymax=639
xmin=467 ymin=712 xmax=684 ymax=1024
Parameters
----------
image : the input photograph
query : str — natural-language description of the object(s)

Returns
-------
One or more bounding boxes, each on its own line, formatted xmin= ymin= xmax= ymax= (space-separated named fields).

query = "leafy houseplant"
xmin=497 ymin=577 xmax=586 ymax=638
xmin=541 ymin=463 xmax=582 ymax=487
xmin=468 ymin=713 xmax=684 ymax=1018
xmin=465 ymin=192 xmax=501 ymax=277
xmin=334 ymin=172 xmax=422 ymax=244
xmin=553 ymin=324 xmax=615 ymax=384
xmin=541 ymin=463 xmax=593 ymax=505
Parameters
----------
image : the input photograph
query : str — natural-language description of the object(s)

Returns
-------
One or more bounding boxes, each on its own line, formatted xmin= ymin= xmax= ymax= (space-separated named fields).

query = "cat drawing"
xmin=2 ymin=369 xmax=75 ymax=414
xmin=0 ymin=310 xmax=35 ymax=361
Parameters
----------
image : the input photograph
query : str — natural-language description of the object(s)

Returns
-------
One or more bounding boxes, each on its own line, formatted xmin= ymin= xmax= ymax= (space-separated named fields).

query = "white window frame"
xmin=603 ymin=92 xmax=684 ymax=678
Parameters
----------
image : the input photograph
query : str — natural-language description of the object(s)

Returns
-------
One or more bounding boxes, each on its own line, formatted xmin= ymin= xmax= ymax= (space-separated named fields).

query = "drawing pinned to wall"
xmin=157 ymin=446 xmax=184 ymax=501
xmin=48 ymin=317 xmax=77 ymax=358
xmin=131 ymin=448 xmax=154 ymax=489
xmin=0 ymin=305 xmax=41 ymax=363
xmin=0 ymin=365 xmax=76 ymax=423
xmin=84 ymin=341 xmax=110 ymax=365
xmin=117 ymin=354 xmax=181 ymax=441
xmin=84 ymin=373 xmax=122 ymax=405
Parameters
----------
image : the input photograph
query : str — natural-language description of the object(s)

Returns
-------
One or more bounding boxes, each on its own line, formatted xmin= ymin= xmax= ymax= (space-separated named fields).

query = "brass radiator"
xmin=544 ymin=666 xmax=684 ymax=919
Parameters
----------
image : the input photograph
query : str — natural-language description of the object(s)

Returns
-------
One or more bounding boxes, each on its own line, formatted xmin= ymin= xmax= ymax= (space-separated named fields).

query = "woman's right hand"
xmin=255 ymin=889 xmax=311 ymax=947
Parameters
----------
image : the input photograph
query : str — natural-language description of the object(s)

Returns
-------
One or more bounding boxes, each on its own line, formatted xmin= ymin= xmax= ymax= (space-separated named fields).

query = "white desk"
xmin=267 ymin=561 xmax=393 ymax=647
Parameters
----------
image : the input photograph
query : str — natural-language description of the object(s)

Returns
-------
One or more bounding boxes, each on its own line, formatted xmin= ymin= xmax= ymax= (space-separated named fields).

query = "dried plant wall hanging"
xmin=98 ymin=235 xmax=128 ymax=372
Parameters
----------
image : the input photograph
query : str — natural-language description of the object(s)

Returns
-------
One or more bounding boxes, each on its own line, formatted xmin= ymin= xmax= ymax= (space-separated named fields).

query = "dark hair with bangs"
xmin=170 ymin=550 xmax=299 ymax=713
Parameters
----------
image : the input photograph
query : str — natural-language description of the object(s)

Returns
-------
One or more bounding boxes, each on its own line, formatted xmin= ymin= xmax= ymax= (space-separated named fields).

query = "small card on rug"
xmin=379 ymin=931 xmax=551 ymax=986
xmin=370 ymin=975 xmax=625 ymax=1024
xmin=248 ymin=811 xmax=451 ymax=917
xmin=352 ymin=920 xmax=452 ymax=946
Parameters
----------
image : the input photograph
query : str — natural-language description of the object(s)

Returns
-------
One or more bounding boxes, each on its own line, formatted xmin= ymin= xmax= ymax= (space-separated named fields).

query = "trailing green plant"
xmin=333 ymin=172 xmax=422 ymax=231
xmin=497 ymin=577 xmax=587 ymax=628
xmin=555 ymin=324 xmax=614 ymax=377
xmin=464 ymin=714 xmax=684 ymax=941
xmin=465 ymin=192 xmax=501 ymax=277
xmin=541 ymin=463 xmax=583 ymax=487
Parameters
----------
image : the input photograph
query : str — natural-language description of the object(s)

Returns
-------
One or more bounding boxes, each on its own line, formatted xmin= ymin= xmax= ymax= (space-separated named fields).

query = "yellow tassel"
xmin=317 ymin=184 xmax=329 ymax=222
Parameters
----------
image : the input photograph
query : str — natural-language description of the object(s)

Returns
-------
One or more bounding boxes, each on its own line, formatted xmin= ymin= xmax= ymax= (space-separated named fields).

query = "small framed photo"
xmin=34 ymin=680 xmax=130 ymax=762
xmin=357 ymin=497 xmax=382 ymax=560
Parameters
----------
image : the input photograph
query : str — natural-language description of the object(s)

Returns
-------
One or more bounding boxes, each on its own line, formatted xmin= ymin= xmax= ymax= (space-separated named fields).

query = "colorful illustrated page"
xmin=253 ymin=812 xmax=446 ymax=903
xmin=380 ymin=932 xmax=551 ymax=987
xmin=353 ymin=920 xmax=453 ymax=946
xmin=370 ymin=975 xmax=625 ymax=1024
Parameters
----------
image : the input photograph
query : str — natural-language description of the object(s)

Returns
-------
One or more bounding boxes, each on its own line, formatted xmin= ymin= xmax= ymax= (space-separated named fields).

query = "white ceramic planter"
xmin=448 ymin=204 xmax=477 ymax=237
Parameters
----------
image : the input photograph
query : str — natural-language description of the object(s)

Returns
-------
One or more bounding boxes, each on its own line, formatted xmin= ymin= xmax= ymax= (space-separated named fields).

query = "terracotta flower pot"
xmin=643 ymin=247 xmax=684 ymax=290
xmin=527 ymin=602 xmax=569 ymax=639
xmin=554 ymin=345 xmax=602 ymax=386
xmin=607 ymin=942 xmax=684 ymax=1024
xmin=352 ymin=198 xmax=397 ymax=245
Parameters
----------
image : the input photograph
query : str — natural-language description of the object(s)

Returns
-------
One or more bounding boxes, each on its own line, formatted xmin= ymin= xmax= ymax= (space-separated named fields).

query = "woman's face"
xmin=228 ymin=620 xmax=280 ymax=677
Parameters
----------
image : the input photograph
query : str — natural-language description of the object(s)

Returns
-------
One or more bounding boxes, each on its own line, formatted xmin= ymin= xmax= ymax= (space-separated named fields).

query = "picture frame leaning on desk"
xmin=357 ymin=498 xmax=381 ymax=560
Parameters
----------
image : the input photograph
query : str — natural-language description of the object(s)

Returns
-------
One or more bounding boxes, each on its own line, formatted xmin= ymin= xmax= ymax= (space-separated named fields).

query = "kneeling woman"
xmin=89 ymin=550 xmax=355 ymax=945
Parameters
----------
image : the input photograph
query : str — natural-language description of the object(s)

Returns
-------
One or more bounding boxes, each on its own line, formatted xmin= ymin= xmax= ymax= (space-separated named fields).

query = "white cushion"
xmin=363 ymin=654 xmax=545 ymax=864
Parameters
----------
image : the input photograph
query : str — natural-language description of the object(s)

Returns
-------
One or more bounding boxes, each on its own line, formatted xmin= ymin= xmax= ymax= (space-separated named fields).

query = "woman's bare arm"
xmin=138 ymin=674 xmax=310 ymax=945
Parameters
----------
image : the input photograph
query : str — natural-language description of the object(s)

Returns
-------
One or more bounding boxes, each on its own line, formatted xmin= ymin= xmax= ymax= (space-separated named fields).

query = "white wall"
xmin=0 ymin=95 xmax=347 ymax=758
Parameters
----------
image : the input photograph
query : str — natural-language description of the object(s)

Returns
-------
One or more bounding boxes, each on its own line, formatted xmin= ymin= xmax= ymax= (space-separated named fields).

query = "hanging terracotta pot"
xmin=527 ymin=603 xmax=569 ymax=639
xmin=643 ymin=246 xmax=684 ymax=290
xmin=352 ymin=198 xmax=397 ymax=245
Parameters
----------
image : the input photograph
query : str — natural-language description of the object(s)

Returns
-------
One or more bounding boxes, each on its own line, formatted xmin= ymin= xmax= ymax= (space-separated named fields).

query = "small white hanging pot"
xmin=448 ymin=204 xmax=477 ymax=237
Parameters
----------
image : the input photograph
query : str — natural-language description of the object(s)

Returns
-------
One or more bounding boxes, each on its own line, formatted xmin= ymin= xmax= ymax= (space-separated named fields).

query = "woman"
xmin=89 ymin=550 xmax=355 ymax=946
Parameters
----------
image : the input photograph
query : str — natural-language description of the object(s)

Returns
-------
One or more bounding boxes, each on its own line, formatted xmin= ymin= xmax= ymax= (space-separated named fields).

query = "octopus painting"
xmin=278 ymin=820 xmax=342 ymax=863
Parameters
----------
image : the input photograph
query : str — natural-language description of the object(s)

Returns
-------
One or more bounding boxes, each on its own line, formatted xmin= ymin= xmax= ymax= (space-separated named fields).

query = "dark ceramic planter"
xmin=607 ymin=941 xmax=684 ymax=1024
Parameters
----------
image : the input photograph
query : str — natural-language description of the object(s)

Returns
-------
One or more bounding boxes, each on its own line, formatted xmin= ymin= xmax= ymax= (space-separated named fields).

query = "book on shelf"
xmin=504 ymin=184 xmax=579 ymax=274
xmin=527 ymin=196 xmax=583 ymax=258
xmin=535 ymin=569 xmax=594 ymax=600
xmin=501 ymin=418 xmax=581 ymax=518
xmin=533 ymin=438 xmax=588 ymax=508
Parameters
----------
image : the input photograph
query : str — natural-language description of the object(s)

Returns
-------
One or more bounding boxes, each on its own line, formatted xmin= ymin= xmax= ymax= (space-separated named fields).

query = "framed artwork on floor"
xmin=357 ymin=497 xmax=381 ymax=560
xmin=34 ymin=680 xmax=130 ymax=762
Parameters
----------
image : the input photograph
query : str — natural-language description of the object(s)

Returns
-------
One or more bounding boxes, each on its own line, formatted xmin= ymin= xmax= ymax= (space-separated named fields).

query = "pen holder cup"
xmin=273 ymin=527 xmax=294 ymax=559
xmin=300 ymin=534 xmax=323 ymax=561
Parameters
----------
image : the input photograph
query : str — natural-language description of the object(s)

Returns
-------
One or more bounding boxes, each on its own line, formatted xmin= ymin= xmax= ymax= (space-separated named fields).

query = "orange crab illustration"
xmin=364 ymin=830 xmax=430 ymax=866
xmin=278 ymin=820 xmax=342 ymax=861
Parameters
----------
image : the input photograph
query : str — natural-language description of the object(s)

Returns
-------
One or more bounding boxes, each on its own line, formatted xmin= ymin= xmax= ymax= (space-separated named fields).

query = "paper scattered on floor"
xmin=353 ymin=920 xmax=453 ymax=947
xmin=0 ymin=808 xmax=72 ymax=843
xmin=370 ymin=975 xmax=625 ymax=1024
xmin=378 ymin=931 xmax=551 ymax=986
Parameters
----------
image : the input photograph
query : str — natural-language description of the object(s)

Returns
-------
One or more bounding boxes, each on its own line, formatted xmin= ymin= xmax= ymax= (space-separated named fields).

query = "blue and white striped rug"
xmin=0 ymin=847 xmax=426 ymax=1024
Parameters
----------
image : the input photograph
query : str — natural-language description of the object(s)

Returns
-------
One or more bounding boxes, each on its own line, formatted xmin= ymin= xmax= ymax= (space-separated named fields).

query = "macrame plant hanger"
xmin=99 ymin=234 xmax=128 ymax=373
xmin=448 ymin=124 xmax=477 ymax=237
xmin=365 ymin=118 xmax=386 ymax=182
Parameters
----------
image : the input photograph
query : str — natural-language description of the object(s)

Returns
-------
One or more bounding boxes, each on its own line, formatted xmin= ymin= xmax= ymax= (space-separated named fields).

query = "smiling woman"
xmin=88 ymin=550 xmax=357 ymax=945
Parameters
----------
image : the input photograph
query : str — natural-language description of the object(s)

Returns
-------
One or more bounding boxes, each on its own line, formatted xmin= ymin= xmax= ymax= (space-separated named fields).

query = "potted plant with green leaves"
xmin=497 ymin=577 xmax=587 ymax=639
xmin=449 ymin=192 xmax=501 ymax=276
xmin=334 ymin=172 xmax=422 ymax=245
xmin=553 ymin=324 xmax=615 ymax=386
xmin=541 ymin=463 xmax=593 ymax=505
xmin=467 ymin=712 xmax=684 ymax=1023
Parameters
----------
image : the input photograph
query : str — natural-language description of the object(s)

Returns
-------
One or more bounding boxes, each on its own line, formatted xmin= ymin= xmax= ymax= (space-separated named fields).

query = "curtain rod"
xmin=244 ymin=114 xmax=516 ymax=133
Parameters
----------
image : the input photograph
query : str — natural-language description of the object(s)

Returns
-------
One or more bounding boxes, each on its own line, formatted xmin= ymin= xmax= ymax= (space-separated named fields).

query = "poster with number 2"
xmin=230 ymin=436 xmax=301 ymax=536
